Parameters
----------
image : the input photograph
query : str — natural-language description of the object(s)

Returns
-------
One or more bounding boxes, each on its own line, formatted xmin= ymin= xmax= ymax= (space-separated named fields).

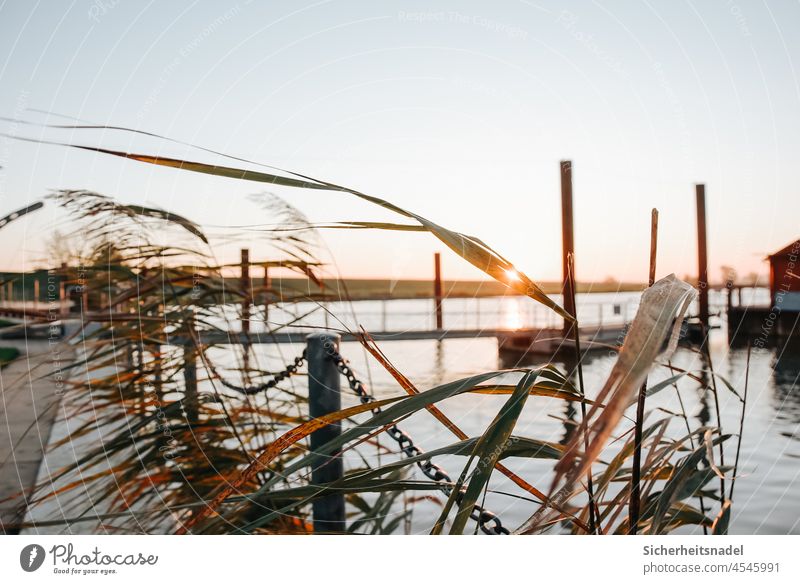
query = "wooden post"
xmin=648 ymin=209 xmax=659 ymax=287
xmin=560 ymin=160 xmax=577 ymax=335
xmin=59 ymin=282 xmax=66 ymax=315
xmin=183 ymin=312 xmax=198 ymax=424
xmin=695 ymin=184 xmax=709 ymax=330
xmin=262 ymin=264 xmax=270 ymax=322
xmin=152 ymin=303 xmax=164 ymax=400
xmin=433 ymin=252 xmax=443 ymax=330
xmin=629 ymin=208 xmax=659 ymax=534
xmin=769 ymin=260 xmax=777 ymax=306
xmin=33 ymin=279 xmax=39 ymax=309
xmin=307 ymin=332 xmax=345 ymax=532
xmin=241 ymin=249 xmax=250 ymax=334
xmin=183 ymin=344 xmax=198 ymax=424
xmin=59 ymin=263 xmax=68 ymax=316
xmin=152 ymin=343 xmax=162 ymax=392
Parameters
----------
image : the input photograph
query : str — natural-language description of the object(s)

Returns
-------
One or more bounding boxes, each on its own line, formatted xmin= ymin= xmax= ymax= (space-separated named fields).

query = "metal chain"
xmin=211 ymin=350 xmax=307 ymax=395
xmin=204 ymin=342 xmax=508 ymax=533
xmin=324 ymin=341 xmax=509 ymax=535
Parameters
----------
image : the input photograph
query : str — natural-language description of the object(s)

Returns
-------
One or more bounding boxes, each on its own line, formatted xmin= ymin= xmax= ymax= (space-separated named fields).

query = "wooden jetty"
xmin=181 ymin=323 xmax=627 ymax=351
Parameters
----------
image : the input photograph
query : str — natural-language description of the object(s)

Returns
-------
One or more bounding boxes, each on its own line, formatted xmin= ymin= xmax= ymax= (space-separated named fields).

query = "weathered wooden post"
xmin=183 ymin=312 xmax=198 ymax=424
xmin=629 ymin=208 xmax=659 ymax=534
xmin=33 ymin=279 xmax=40 ymax=310
xmin=433 ymin=252 xmax=443 ymax=330
xmin=241 ymin=249 xmax=250 ymax=334
xmin=695 ymin=184 xmax=710 ymax=331
xmin=151 ymin=303 xmax=164 ymax=401
xmin=59 ymin=262 xmax=68 ymax=316
xmin=560 ymin=160 xmax=577 ymax=336
xmin=262 ymin=264 xmax=270 ymax=321
xmin=306 ymin=332 xmax=345 ymax=533
xmin=183 ymin=344 xmax=198 ymax=424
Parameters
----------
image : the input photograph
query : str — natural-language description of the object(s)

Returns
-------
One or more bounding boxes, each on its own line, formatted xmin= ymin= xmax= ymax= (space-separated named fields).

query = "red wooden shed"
xmin=767 ymin=239 xmax=800 ymax=312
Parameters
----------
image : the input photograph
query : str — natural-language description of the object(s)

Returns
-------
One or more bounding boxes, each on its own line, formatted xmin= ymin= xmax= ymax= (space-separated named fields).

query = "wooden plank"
xmin=170 ymin=324 xmax=629 ymax=346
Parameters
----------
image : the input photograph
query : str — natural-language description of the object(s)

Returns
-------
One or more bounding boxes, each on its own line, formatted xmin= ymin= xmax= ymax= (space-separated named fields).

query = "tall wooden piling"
xmin=433 ymin=252 xmax=443 ymax=330
xmin=183 ymin=344 xmax=198 ymax=424
xmin=695 ymin=184 xmax=709 ymax=330
xmin=560 ymin=160 xmax=577 ymax=335
xmin=241 ymin=248 xmax=250 ymax=334
xmin=182 ymin=309 xmax=199 ymax=424
xmin=629 ymin=208 xmax=659 ymax=534
xmin=262 ymin=264 xmax=270 ymax=321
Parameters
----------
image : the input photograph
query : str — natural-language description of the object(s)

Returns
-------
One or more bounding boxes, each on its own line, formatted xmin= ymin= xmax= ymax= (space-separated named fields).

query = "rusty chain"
xmin=210 ymin=350 xmax=307 ymax=395
xmin=206 ymin=342 xmax=509 ymax=533
xmin=323 ymin=340 xmax=509 ymax=535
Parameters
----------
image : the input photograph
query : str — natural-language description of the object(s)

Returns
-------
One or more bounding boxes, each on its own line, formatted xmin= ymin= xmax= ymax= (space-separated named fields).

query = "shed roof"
xmin=767 ymin=239 xmax=800 ymax=260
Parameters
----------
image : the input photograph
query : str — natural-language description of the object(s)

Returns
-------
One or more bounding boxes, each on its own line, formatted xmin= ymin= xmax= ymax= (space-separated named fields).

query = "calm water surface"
xmin=216 ymin=289 xmax=799 ymax=534
xmin=31 ymin=290 xmax=800 ymax=534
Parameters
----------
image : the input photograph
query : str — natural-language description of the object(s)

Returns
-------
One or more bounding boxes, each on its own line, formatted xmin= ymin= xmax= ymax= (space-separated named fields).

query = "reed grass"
xmin=0 ymin=124 xmax=742 ymax=535
xmin=629 ymin=208 xmax=659 ymax=534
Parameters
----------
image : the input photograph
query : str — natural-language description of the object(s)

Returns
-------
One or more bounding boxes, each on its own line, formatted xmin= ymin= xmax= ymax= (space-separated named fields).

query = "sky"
xmin=0 ymin=0 xmax=798 ymax=284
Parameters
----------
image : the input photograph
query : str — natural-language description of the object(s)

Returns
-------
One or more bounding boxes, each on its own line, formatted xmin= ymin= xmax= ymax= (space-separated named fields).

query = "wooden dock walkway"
xmin=184 ymin=323 xmax=629 ymax=355
xmin=0 ymin=336 xmax=74 ymax=533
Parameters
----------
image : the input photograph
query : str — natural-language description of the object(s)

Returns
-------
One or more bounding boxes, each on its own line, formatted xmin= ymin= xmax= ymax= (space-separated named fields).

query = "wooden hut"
xmin=727 ymin=238 xmax=800 ymax=346
xmin=767 ymin=239 xmax=800 ymax=312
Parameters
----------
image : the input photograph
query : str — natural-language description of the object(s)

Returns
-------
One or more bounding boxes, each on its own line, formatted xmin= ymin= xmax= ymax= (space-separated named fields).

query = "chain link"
xmin=324 ymin=341 xmax=509 ymax=535
xmin=211 ymin=350 xmax=307 ymax=395
xmin=207 ymin=341 xmax=508 ymax=533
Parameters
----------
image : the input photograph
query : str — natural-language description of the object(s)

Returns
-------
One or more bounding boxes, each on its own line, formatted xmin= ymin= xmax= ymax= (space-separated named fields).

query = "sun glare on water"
xmin=501 ymin=298 xmax=524 ymax=330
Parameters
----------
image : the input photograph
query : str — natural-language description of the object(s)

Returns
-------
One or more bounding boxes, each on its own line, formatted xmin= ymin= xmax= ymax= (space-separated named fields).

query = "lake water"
xmin=204 ymin=287 xmax=798 ymax=534
xmin=28 ymin=288 xmax=800 ymax=534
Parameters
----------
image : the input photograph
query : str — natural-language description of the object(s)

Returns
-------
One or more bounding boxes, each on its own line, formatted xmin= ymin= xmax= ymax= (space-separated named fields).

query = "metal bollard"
xmin=306 ymin=333 xmax=345 ymax=533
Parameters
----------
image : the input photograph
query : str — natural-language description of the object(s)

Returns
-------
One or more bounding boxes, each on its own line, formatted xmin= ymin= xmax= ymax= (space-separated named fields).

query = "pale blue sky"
xmin=1 ymin=0 xmax=798 ymax=283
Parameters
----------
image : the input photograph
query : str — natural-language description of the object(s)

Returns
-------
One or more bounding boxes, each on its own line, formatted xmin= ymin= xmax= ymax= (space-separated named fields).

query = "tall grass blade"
xmin=2 ymin=131 xmax=571 ymax=320
xmin=446 ymin=370 xmax=538 ymax=534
